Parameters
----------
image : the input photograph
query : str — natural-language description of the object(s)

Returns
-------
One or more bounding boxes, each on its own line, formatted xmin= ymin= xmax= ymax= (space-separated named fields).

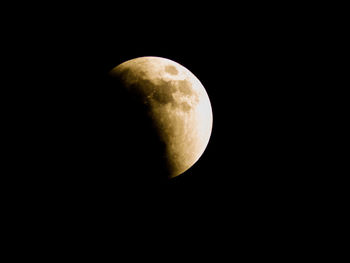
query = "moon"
xmin=110 ymin=56 xmax=213 ymax=179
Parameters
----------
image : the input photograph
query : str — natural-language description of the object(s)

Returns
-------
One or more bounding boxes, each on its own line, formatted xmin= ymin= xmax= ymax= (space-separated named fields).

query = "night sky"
xmin=17 ymin=6 xmax=313 ymax=201
xmin=7 ymin=4 xmax=326 ymax=256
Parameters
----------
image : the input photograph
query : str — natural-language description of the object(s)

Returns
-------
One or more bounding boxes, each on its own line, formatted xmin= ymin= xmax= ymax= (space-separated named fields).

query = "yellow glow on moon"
xmin=110 ymin=57 xmax=213 ymax=179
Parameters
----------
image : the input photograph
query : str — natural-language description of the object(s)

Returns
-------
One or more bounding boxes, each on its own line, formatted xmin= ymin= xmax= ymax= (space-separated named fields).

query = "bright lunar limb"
xmin=110 ymin=57 xmax=213 ymax=179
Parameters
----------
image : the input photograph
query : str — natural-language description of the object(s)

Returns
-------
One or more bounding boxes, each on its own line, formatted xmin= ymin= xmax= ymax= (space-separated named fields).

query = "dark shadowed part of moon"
xmin=165 ymin=65 xmax=179 ymax=75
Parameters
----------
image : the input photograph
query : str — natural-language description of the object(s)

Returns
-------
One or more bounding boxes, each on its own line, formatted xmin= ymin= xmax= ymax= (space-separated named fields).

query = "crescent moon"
xmin=110 ymin=57 xmax=213 ymax=179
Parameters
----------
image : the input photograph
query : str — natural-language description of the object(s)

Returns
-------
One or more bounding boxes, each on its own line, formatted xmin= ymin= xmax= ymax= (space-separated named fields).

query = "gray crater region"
xmin=118 ymin=66 xmax=199 ymax=113
xmin=150 ymin=79 xmax=198 ymax=112
xmin=165 ymin=65 xmax=179 ymax=75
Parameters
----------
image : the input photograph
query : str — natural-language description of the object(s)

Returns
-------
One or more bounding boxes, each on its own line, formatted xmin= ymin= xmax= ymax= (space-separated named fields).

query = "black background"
xmin=37 ymin=11 xmax=307 ymax=192
xmin=5 ymin=3 xmax=331 ymax=258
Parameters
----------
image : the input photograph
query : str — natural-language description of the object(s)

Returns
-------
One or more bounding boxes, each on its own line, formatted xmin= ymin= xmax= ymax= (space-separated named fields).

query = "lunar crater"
xmin=165 ymin=65 xmax=179 ymax=75
xmin=148 ymin=78 xmax=199 ymax=112
xmin=151 ymin=79 xmax=176 ymax=105
xmin=180 ymin=102 xmax=192 ymax=112
xmin=177 ymin=79 xmax=192 ymax=96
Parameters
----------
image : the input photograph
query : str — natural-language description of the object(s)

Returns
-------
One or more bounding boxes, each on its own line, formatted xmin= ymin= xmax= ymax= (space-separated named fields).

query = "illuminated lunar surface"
xmin=110 ymin=57 xmax=212 ymax=179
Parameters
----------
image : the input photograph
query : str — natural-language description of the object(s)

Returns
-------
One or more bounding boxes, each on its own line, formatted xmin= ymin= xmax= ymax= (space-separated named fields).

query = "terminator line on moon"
xmin=110 ymin=57 xmax=213 ymax=179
